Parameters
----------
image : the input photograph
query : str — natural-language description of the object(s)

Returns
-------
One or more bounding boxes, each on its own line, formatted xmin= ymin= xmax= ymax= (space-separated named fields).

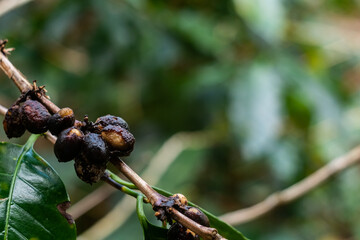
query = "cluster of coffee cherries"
xmin=3 ymin=93 xmax=135 ymax=184
xmin=166 ymin=194 xmax=210 ymax=240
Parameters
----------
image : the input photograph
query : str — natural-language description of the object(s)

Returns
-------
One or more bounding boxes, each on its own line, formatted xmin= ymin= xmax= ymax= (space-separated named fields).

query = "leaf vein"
xmin=0 ymin=173 xmax=12 ymax=177
xmin=12 ymin=201 xmax=54 ymax=238
xmin=17 ymin=176 xmax=42 ymax=196
xmin=7 ymin=224 xmax=28 ymax=240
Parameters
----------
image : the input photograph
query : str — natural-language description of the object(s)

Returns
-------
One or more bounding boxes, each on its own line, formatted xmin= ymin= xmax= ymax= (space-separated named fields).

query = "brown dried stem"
xmin=0 ymin=40 xmax=226 ymax=240
xmin=169 ymin=208 xmax=226 ymax=240
xmin=0 ymin=40 xmax=59 ymax=114
xmin=219 ymin=145 xmax=360 ymax=226
xmin=110 ymin=158 xmax=166 ymax=207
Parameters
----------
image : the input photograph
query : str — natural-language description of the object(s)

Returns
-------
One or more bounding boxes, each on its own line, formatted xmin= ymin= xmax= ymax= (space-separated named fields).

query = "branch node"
xmin=0 ymin=39 xmax=14 ymax=56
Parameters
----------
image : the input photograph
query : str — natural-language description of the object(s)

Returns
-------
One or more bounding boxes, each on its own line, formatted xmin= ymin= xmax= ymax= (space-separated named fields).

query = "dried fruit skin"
xmin=171 ymin=193 xmax=188 ymax=206
xmin=184 ymin=207 xmax=210 ymax=227
xmin=167 ymin=206 xmax=209 ymax=240
xmin=82 ymin=133 xmax=109 ymax=164
xmin=54 ymin=127 xmax=84 ymax=162
xmin=48 ymin=107 xmax=75 ymax=135
xmin=95 ymin=114 xmax=129 ymax=131
xmin=74 ymin=153 xmax=106 ymax=184
xmin=167 ymin=223 xmax=199 ymax=240
xmin=3 ymin=104 xmax=26 ymax=138
xmin=21 ymin=99 xmax=51 ymax=134
xmin=101 ymin=125 xmax=135 ymax=156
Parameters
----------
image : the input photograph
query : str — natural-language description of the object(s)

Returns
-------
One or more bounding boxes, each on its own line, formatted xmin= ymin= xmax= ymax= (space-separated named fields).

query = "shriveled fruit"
xmin=82 ymin=133 xmax=109 ymax=164
xmin=21 ymin=99 xmax=51 ymax=134
xmin=74 ymin=153 xmax=106 ymax=184
xmin=48 ymin=107 xmax=75 ymax=135
xmin=95 ymin=114 xmax=129 ymax=131
xmin=184 ymin=207 xmax=210 ymax=227
xmin=54 ymin=127 xmax=84 ymax=162
xmin=167 ymin=223 xmax=199 ymax=240
xmin=167 ymin=206 xmax=209 ymax=240
xmin=100 ymin=125 xmax=135 ymax=156
xmin=171 ymin=193 xmax=188 ymax=207
xmin=3 ymin=104 xmax=26 ymax=138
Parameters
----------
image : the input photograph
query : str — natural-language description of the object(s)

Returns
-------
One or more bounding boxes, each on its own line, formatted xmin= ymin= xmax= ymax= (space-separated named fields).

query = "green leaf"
xmin=0 ymin=135 xmax=76 ymax=240
xmin=152 ymin=187 xmax=249 ymax=240
xmin=229 ymin=63 xmax=283 ymax=159
xmin=233 ymin=0 xmax=285 ymax=44
xmin=136 ymin=195 xmax=168 ymax=240
xmin=109 ymin=172 xmax=249 ymax=239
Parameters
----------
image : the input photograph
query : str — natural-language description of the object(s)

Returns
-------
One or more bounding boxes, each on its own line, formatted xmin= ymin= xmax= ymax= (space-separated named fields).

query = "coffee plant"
xmin=0 ymin=40 xmax=248 ymax=240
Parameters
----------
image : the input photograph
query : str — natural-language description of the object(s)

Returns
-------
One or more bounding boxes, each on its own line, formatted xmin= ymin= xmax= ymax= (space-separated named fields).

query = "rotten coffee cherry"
xmin=95 ymin=114 xmax=129 ymax=131
xmin=171 ymin=193 xmax=188 ymax=207
xmin=3 ymin=104 xmax=26 ymax=138
xmin=21 ymin=99 xmax=51 ymax=134
xmin=167 ymin=206 xmax=209 ymax=240
xmin=48 ymin=107 xmax=75 ymax=135
xmin=54 ymin=127 xmax=84 ymax=162
xmin=167 ymin=223 xmax=199 ymax=240
xmin=183 ymin=207 xmax=210 ymax=228
xmin=101 ymin=125 xmax=135 ymax=156
xmin=74 ymin=153 xmax=106 ymax=184
xmin=82 ymin=133 xmax=109 ymax=164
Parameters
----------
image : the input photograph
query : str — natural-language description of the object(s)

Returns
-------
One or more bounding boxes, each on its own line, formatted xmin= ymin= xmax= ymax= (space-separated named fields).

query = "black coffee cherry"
xmin=184 ymin=207 xmax=210 ymax=227
xmin=95 ymin=114 xmax=129 ymax=131
xmin=21 ymin=99 xmax=51 ymax=134
xmin=100 ymin=125 xmax=135 ymax=156
xmin=82 ymin=133 xmax=109 ymax=164
xmin=3 ymin=104 xmax=26 ymax=138
xmin=167 ymin=223 xmax=199 ymax=240
xmin=48 ymin=107 xmax=75 ymax=135
xmin=74 ymin=153 xmax=106 ymax=184
xmin=54 ymin=127 xmax=84 ymax=162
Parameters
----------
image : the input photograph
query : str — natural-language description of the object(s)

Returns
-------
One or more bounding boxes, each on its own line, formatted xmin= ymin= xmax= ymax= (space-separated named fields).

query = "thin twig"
xmin=170 ymin=208 xmax=226 ymax=240
xmin=101 ymin=172 xmax=145 ymax=200
xmin=219 ymin=144 xmax=360 ymax=225
xmin=79 ymin=132 xmax=215 ymax=240
xmin=0 ymin=0 xmax=32 ymax=17
xmin=80 ymin=132 xmax=212 ymax=240
xmin=110 ymin=158 xmax=166 ymax=207
xmin=0 ymin=40 xmax=226 ymax=240
xmin=0 ymin=104 xmax=7 ymax=116
xmin=68 ymin=184 xmax=116 ymax=220
xmin=0 ymin=43 xmax=60 ymax=114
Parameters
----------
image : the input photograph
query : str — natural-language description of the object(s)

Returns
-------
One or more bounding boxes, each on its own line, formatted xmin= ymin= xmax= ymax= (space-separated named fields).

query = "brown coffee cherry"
xmin=95 ymin=114 xmax=129 ymax=131
xmin=167 ymin=223 xmax=199 ymax=240
xmin=184 ymin=207 xmax=210 ymax=227
xmin=74 ymin=120 xmax=84 ymax=129
xmin=82 ymin=133 xmax=109 ymax=164
xmin=171 ymin=194 xmax=188 ymax=207
xmin=74 ymin=153 xmax=106 ymax=184
xmin=3 ymin=104 xmax=26 ymax=138
xmin=100 ymin=125 xmax=135 ymax=156
xmin=21 ymin=99 xmax=51 ymax=134
xmin=54 ymin=127 xmax=84 ymax=162
xmin=48 ymin=107 xmax=75 ymax=135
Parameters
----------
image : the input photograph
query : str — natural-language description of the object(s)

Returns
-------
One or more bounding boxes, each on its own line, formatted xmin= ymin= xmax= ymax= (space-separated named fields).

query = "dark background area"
xmin=2 ymin=0 xmax=360 ymax=239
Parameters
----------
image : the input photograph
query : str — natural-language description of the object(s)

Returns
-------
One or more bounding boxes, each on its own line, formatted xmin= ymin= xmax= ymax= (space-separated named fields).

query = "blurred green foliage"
xmin=2 ymin=0 xmax=360 ymax=239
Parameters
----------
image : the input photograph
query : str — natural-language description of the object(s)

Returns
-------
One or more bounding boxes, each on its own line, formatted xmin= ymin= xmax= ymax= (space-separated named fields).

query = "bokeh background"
xmin=2 ymin=0 xmax=360 ymax=239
